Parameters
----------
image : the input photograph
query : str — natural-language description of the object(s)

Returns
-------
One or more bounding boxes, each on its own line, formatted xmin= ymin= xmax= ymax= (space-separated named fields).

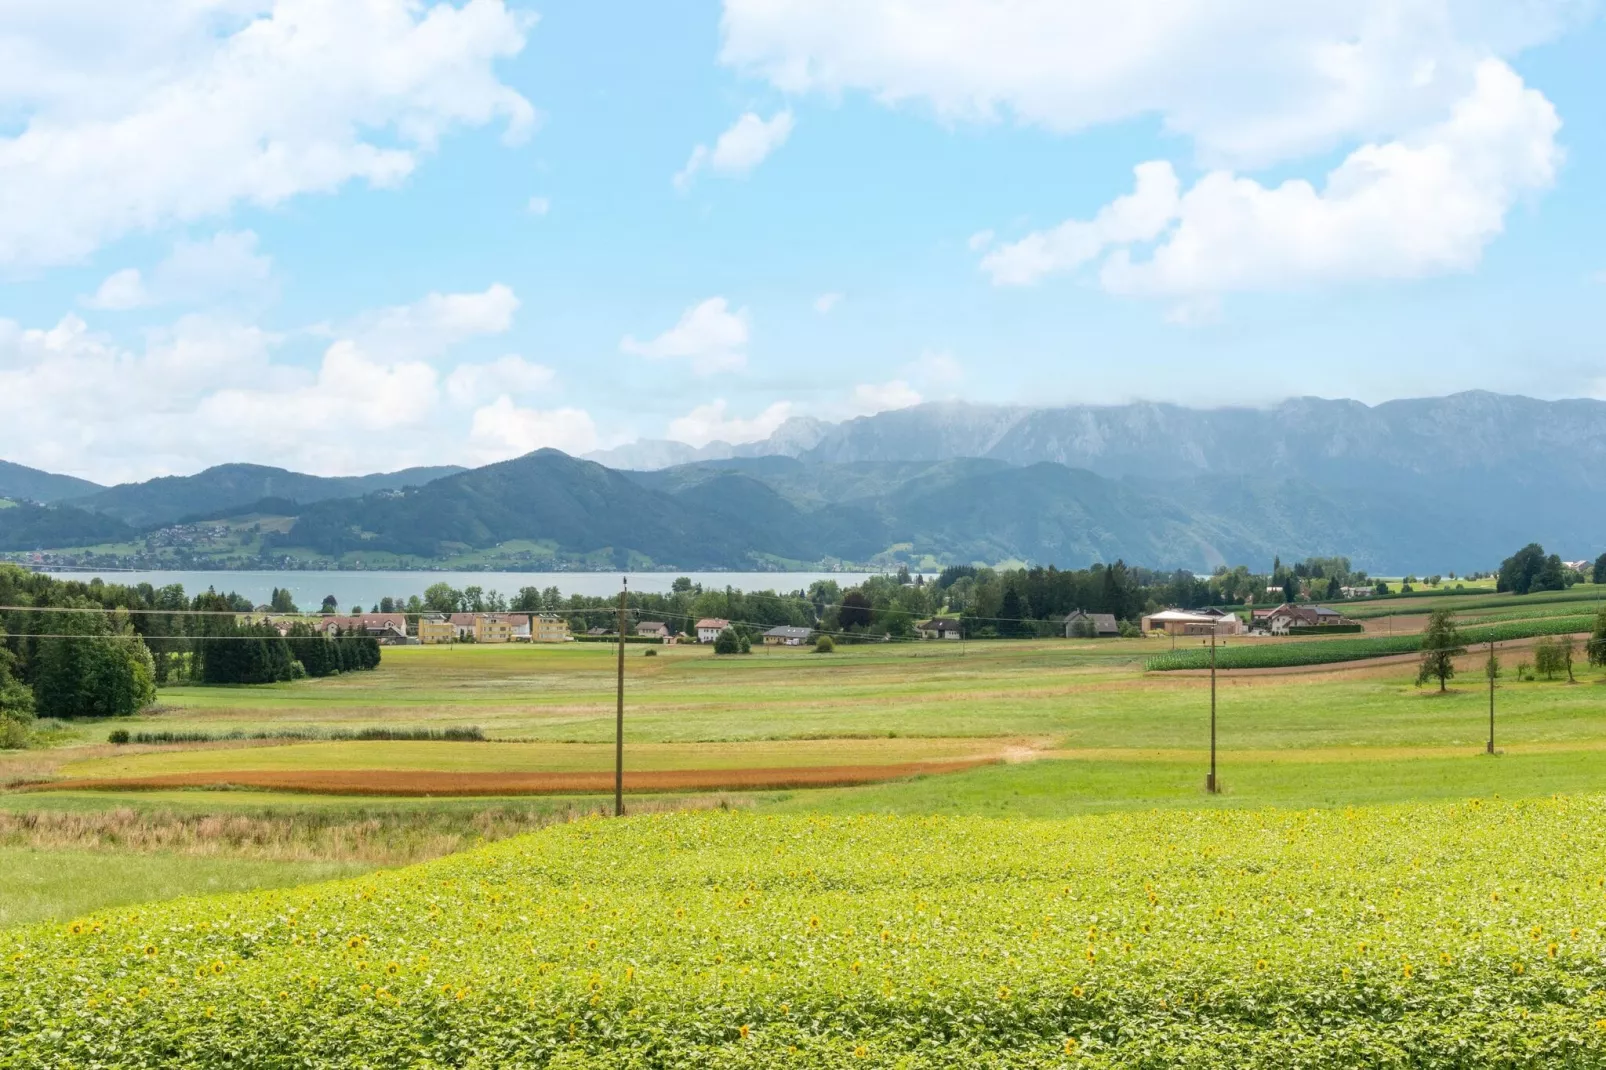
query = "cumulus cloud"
xmin=445 ymin=355 xmax=557 ymax=406
xmin=720 ymin=0 xmax=1576 ymax=168
xmin=467 ymin=396 xmax=599 ymax=459
xmin=333 ymin=283 xmax=521 ymax=362
xmin=675 ymin=110 xmax=794 ymax=190
xmin=0 ymin=0 xmax=535 ymax=267
xmin=0 ymin=284 xmax=564 ymax=481
xmin=84 ymin=231 xmax=274 ymax=310
xmin=621 ymin=297 xmax=749 ymax=374
xmin=983 ymin=62 xmax=1560 ymax=306
xmin=668 ymin=399 xmax=794 ymax=448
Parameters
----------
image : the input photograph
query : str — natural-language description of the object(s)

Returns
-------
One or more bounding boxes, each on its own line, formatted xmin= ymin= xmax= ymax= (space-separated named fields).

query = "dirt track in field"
xmin=30 ymin=760 xmax=996 ymax=797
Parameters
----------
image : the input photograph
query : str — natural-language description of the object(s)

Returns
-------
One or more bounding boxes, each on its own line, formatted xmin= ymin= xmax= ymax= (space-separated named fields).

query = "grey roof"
xmin=764 ymin=626 xmax=814 ymax=639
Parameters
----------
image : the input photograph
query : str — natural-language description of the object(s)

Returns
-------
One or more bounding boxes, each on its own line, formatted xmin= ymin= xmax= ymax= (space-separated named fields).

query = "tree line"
xmin=0 ymin=565 xmax=379 ymax=742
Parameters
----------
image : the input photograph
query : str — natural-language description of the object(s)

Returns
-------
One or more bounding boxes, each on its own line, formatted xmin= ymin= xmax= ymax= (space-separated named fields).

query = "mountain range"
xmin=3 ymin=392 xmax=1604 ymax=572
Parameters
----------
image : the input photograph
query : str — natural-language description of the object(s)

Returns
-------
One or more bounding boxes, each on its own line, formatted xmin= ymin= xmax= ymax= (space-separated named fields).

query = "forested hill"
xmin=0 ymin=460 xmax=103 ymax=504
xmin=64 ymin=463 xmax=466 ymax=528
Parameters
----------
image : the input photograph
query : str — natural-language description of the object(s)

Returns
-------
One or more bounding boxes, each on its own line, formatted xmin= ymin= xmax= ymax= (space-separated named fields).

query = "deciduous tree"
xmin=1416 ymin=609 xmax=1465 ymax=692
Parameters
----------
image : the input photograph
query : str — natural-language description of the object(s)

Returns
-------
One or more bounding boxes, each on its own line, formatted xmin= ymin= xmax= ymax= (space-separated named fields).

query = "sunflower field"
xmin=9 ymin=800 xmax=1606 ymax=1067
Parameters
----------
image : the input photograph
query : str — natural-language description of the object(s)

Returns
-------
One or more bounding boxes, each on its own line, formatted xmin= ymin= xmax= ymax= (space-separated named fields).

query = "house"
xmin=695 ymin=618 xmax=731 ymax=643
xmin=1140 ymin=609 xmax=1245 ymax=637
xmin=533 ymin=615 xmax=571 ymax=643
xmin=916 ymin=617 xmax=963 ymax=640
xmin=1063 ymin=610 xmax=1119 ymax=638
xmin=636 ymin=621 xmax=669 ymax=641
xmin=317 ymin=613 xmax=409 ymax=643
xmin=1340 ymin=585 xmax=1376 ymax=599
xmin=586 ymin=626 xmax=610 ymax=637
xmin=1259 ymin=603 xmax=1351 ymax=635
xmin=447 ymin=613 xmax=478 ymax=640
xmin=417 ymin=616 xmax=455 ymax=645
xmin=763 ymin=625 xmax=813 ymax=646
xmin=507 ymin=615 xmax=533 ymax=642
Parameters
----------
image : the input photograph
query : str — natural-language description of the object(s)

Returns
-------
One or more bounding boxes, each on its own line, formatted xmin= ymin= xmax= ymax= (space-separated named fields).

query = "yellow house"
xmin=533 ymin=615 xmax=571 ymax=643
xmin=418 ymin=617 xmax=455 ymax=645
xmin=475 ymin=615 xmax=515 ymax=644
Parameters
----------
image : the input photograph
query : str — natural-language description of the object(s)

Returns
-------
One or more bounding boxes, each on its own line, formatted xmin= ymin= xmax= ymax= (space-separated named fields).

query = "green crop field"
xmin=8 ymin=610 xmax=1606 ymax=1067
xmin=1146 ymin=613 xmax=1599 ymax=670
xmin=10 ymin=801 xmax=1606 ymax=1068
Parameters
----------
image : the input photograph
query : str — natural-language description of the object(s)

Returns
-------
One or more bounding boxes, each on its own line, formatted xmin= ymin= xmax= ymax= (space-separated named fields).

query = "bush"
xmin=814 ymin=634 xmax=835 ymax=654
xmin=712 ymin=628 xmax=748 ymax=655
xmin=643 ymin=648 xmax=657 ymax=657
xmin=107 ymin=729 xmax=131 ymax=745
xmin=0 ymin=719 xmax=30 ymax=750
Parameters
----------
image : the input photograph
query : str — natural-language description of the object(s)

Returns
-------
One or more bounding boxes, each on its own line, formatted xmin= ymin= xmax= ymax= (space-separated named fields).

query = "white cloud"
xmin=84 ymin=231 xmax=274 ymax=310
xmin=720 ymin=0 xmax=1576 ymax=168
xmin=0 ymin=284 xmax=543 ymax=481
xmin=668 ymin=399 xmax=794 ymax=448
xmin=967 ymin=230 xmax=995 ymax=252
xmin=980 ymin=162 xmax=1181 ymax=286
xmin=335 ymin=283 xmax=520 ymax=362
xmin=813 ymin=291 xmax=843 ymax=314
xmin=527 ymin=196 xmax=551 ymax=216
xmin=445 ymin=355 xmax=556 ymax=406
xmin=674 ymin=110 xmax=794 ymax=189
xmin=0 ymin=0 xmax=535 ymax=267
xmin=848 ymin=379 xmax=922 ymax=416
xmin=621 ymin=297 xmax=749 ymax=374
xmin=983 ymin=61 xmax=1560 ymax=303
xmin=468 ymin=396 xmax=599 ymax=459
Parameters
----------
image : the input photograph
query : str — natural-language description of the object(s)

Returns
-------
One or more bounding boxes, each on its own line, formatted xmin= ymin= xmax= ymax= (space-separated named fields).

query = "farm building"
xmin=1140 ymin=609 xmax=1244 ymax=637
xmin=1254 ymin=603 xmax=1353 ymax=635
xmin=916 ymin=617 xmax=963 ymax=640
xmin=1063 ymin=610 xmax=1119 ymax=637
xmin=763 ymin=625 xmax=813 ymax=646
xmin=636 ymin=621 xmax=670 ymax=641
xmin=317 ymin=613 xmax=409 ymax=643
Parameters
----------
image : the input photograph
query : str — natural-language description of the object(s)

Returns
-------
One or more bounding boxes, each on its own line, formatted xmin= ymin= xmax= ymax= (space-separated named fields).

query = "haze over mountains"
xmin=3 ymin=392 xmax=1603 ymax=573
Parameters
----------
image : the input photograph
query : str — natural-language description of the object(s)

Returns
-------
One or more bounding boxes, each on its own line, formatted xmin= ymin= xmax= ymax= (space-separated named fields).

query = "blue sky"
xmin=1 ymin=0 xmax=1603 ymax=483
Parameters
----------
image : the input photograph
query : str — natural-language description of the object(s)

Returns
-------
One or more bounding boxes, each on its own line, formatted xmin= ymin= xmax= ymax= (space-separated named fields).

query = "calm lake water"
xmin=41 ymin=570 xmax=898 ymax=608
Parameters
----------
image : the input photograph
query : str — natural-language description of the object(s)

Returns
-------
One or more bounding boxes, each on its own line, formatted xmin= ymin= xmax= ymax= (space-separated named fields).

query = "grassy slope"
xmin=0 ymin=847 xmax=368 ymax=929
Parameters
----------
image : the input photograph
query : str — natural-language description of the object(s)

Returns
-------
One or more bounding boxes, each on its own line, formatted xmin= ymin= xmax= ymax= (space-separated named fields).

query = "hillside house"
xmin=916 ymin=617 xmax=963 ymax=640
xmin=1140 ymin=609 xmax=1245 ymax=637
xmin=417 ymin=617 xmax=455 ymax=645
xmin=533 ymin=615 xmax=571 ymax=643
xmin=636 ymin=621 xmax=669 ymax=641
xmin=1063 ymin=610 xmax=1119 ymax=638
xmin=695 ymin=618 xmax=730 ymax=643
xmin=763 ymin=625 xmax=813 ymax=646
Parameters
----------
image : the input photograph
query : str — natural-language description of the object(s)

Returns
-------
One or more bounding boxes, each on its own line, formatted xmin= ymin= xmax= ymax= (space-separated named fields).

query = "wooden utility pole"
xmin=1207 ymin=630 xmax=1219 ymax=793
xmin=615 ymin=577 xmax=627 ymax=817
xmin=1487 ymin=637 xmax=1496 ymax=756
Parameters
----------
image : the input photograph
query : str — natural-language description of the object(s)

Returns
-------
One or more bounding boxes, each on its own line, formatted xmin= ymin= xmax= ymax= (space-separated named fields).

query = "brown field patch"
xmin=31 ymin=760 xmax=995 ymax=797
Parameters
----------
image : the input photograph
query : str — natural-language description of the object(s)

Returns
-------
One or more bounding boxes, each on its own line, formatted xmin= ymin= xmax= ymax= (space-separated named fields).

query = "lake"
xmin=40 ymin=569 xmax=901 ymax=609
